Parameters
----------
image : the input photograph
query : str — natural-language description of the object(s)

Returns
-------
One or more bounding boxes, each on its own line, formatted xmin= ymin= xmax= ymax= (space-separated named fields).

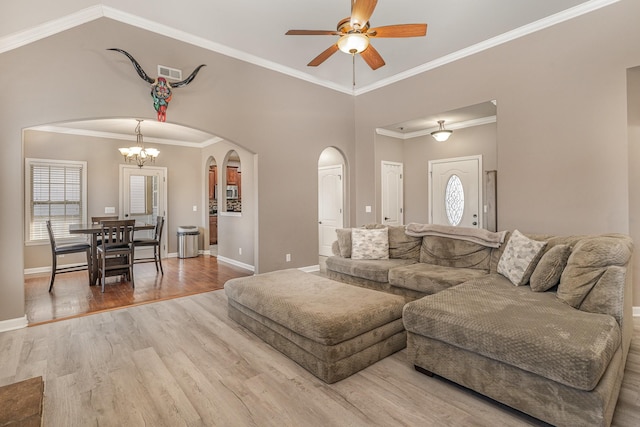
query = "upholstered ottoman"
xmin=224 ymin=269 xmax=407 ymax=383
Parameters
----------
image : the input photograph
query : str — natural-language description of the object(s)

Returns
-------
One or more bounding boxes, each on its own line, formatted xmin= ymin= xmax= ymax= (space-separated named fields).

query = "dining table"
xmin=69 ymin=222 xmax=155 ymax=286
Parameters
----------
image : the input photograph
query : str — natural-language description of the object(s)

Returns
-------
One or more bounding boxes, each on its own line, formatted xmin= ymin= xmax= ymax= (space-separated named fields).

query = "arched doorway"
xmin=318 ymin=147 xmax=347 ymax=257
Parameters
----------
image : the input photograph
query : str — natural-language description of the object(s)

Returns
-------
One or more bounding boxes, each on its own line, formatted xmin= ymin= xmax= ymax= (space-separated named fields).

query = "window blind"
xmin=27 ymin=159 xmax=86 ymax=242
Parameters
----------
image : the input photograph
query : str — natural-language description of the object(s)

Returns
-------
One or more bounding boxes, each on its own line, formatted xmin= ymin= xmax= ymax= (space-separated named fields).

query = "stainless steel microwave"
xmin=226 ymin=185 xmax=238 ymax=199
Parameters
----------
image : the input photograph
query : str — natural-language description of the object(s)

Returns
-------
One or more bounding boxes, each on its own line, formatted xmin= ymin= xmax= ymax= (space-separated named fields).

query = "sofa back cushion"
xmin=557 ymin=234 xmax=632 ymax=323
xmin=419 ymin=235 xmax=492 ymax=270
xmin=388 ymin=225 xmax=422 ymax=260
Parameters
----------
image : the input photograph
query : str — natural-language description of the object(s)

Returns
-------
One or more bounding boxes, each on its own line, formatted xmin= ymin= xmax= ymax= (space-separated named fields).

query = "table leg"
xmin=90 ymin=233 xmax=99 ymax=286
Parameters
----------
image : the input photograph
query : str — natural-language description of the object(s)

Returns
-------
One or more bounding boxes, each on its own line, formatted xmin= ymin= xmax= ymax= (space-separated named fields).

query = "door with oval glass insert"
xmin=429 ymin=156 xmax=482 ymax=228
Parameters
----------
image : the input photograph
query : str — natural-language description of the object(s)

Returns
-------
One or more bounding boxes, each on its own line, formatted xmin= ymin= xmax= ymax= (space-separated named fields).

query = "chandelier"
xmin=431 ymin=120 xmax=453 ymax=142
xmin=118 ymin=119 xmax=159 ymax=168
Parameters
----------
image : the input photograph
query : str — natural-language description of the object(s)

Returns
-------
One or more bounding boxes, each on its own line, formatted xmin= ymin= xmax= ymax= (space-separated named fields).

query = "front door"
xmin=381 ymin=161 xmax=403 ymax=226
xmin=429 ymin=156 xmax=482 ymax=228
xmin=120 ymin=165 xmax=167 ymax=259
xmin=318 ymin=165 xmax=344 ymax=257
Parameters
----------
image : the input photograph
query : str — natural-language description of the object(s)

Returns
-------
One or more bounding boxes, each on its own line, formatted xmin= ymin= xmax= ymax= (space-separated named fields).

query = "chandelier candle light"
xmin=119 ymin=119 xmax=159 ymax=168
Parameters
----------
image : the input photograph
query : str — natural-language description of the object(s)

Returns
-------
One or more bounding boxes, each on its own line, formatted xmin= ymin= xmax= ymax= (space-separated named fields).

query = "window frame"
xmin=24 ymin=158 xmax=88 ymax=246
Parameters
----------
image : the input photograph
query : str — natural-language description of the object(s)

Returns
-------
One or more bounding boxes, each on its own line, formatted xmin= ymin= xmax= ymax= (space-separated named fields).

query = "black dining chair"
xmin=46 ymin=220 xmax=91 ymax=292
xmin=97 ymin=219 xmax=135 ymax=292
xmin=134 ymin=216 xmax=165 ymax=274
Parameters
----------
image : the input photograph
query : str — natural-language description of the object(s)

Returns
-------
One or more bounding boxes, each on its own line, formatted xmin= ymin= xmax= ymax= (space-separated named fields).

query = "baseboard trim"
xmin=634 ymin=306 xmax=640 ymax=317
xmin=0 ymin=315 xmax=28 ymax=332
xmin=216 ymin=256 xmax=255 ymax=273
xmin=299 ymin=265 xmax=320 ymax=273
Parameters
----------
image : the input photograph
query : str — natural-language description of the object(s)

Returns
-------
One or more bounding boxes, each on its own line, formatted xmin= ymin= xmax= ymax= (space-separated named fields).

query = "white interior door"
xmin=429 ymin=156 xmax=482 ymax=228
xmin=120 ymin=165 xmax=167 ymax=259
xmin=318 ymin=165 xmax=343 ymax=256
xmin=381 ymin=161 xmax=403 ymax=226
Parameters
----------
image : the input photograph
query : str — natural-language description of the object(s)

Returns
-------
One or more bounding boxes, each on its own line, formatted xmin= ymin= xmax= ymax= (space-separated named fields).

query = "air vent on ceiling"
xmin=157 ymin=65 xmax=182 ymax=81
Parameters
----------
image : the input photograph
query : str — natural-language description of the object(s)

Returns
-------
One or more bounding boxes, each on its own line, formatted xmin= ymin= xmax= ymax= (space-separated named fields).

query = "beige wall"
xmin=0 ymin=18 xmax=354 ymax=322
xmin=23 ymin=129 xmax=206 ymax=269
xmin=355 ymin=1 xmax=640 ymax=304
xmin=374 ymin=123 xmax=497 ymax=226
xmin=202 ymin=141 xmax=256 ymax=267
xmin=4 ymin=1 xmax=640 ymax=324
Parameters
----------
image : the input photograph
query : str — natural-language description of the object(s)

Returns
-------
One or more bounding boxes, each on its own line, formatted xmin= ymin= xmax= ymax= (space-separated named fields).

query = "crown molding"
xmin=376 ymin=115 xmax=496 ymax=140
xmin=31 ymin=124 xmax=219 ymax=148
xmin=355 ymin=0 xmax=621 ymax=95
xmin=0 ymin=0 xmax=621 ymax=96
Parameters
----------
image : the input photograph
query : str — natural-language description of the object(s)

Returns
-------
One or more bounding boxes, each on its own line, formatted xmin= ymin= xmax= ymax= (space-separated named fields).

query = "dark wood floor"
xmin=24 ymin=256 xmax=251 ymax=326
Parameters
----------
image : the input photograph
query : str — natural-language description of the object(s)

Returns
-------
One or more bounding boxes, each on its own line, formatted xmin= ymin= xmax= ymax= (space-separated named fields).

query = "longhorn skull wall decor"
xmin=108 ymin=48 xmax=206 ymax=122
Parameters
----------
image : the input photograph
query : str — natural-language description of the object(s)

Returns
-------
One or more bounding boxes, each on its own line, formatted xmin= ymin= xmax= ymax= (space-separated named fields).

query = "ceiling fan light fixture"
xmin=431 ymin=120 xmax=453 ymax=142
xmin=337 ymin=33 xmax=369 ymax=54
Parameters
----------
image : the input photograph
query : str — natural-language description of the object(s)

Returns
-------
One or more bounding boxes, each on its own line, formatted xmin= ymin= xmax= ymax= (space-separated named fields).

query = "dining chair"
xmin=46 ymin=220 xmax=91 ymax=292
xmin=133 ymin=216 xmax=165 ymax=274
xmin=97 ymin=219 xmax=135 ymax=293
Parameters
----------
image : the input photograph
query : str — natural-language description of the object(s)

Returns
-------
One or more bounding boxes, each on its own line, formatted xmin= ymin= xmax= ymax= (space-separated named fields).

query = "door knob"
xmin=384 ymin=217 xmax=390 ymax=220
xmin=318 ymin=221 xmax=322 ymax=224
xmin=472 ymin=221 xmax=478 ymax=226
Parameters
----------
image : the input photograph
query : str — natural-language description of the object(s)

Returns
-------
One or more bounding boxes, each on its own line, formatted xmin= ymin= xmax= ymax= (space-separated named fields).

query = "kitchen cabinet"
xmin=227 ymin=166 xmax=238 ymax=185
xmin=209 ymin=215 xmax=217 ymax=244
xmin=209 ymin=166 xmax=217 ymax=200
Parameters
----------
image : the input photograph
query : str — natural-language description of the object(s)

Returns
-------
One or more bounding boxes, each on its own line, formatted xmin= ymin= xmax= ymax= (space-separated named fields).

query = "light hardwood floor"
xmin=1 ymin=287 xmax=639 ymax=426
xmin=25 ymin=256 xmax=250 ymax=325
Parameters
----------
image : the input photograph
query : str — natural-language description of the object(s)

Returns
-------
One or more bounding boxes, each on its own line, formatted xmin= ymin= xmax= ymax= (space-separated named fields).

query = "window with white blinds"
xmin=25 ymin=158 xmax=87 ymax=243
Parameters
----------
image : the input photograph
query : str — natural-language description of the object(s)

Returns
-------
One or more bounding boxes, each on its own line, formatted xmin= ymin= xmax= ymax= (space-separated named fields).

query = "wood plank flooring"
xmin=24 ymin=256 xmax=251 ymax=325
xmin=1 ymin=286 xmax=639 ymax=426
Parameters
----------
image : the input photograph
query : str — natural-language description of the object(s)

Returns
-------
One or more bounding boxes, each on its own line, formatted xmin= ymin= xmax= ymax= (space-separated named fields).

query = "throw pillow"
xmin=335 ymin=228 xmax=352 ymax=258
xmin=497 ymin=230 xmax=547 ymax=286
xmin=351 ymin=228 xmax=389 ymax=260
xmin=529 ymin=244 xmax=571 ymax=292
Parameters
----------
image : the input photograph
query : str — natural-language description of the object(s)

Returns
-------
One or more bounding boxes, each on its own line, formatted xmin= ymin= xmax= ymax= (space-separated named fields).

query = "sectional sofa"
xmin=325 ymin=224 xmax=633 ymax=427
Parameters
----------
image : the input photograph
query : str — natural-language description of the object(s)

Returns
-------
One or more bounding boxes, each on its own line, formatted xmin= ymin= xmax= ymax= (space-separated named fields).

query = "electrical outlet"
xmin=193 ymin=205 xmax=197 ymax=212
xmin=365 ymin=205 xmax=372 ymax=213
xmin=239 ymin=248 xmax=242 ymax=255
xmin=105 ymin=206 xmax=115 ymax=214
xmin=286 ymin=254 xmax=291 ymax=262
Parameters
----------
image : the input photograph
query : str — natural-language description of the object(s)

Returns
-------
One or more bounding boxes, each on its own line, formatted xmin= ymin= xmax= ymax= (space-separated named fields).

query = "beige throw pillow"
xmin=529 ymin=244 xmax=571 ymax=292
xmin=351 ymin=228 xmax=389 ymax=260
xmin=497 ymin=230 xmax=547 ymax=286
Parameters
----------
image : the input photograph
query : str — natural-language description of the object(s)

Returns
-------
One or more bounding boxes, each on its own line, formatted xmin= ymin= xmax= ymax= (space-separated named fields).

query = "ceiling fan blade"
xmin=351 ymin=0 xmax=378 ymax=30
xmin=360 ymin=44 xmax=385 ymax=70
xmin=308 ymin=44 xmax=340 ymax=67
xmin=368 ymin=23 xmax=427 ymax=38
xmin=286 ymin=30 xmax=340 ymax=36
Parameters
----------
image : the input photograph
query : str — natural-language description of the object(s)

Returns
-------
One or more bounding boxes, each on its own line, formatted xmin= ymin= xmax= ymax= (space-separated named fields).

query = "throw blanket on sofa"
xmin=405 ymin=223 xmax=507 ymax=248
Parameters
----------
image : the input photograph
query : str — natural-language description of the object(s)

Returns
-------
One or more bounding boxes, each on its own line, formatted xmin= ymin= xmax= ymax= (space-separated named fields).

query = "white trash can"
xmin=177 ymin=226 xmax=199 ymax=258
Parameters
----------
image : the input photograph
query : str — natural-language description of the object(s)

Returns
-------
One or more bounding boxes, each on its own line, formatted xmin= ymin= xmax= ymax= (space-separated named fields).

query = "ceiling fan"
xmin=285 ymin=0 xmax=427 ymax=70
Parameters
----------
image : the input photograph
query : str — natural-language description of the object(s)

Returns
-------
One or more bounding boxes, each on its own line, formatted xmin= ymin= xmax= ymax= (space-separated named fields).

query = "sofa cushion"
xmin=497 ymin=230 xmax=547 ymax=286
xmin=530 ymin=244 xmax=571 ymax=292
xmin=419 ymin=235 xmax=492 ymax=270
xmin=335 ymin=228 xmax=352 ymax=257
xmin=557 ymin=234 xmax=633 ymax=312
xmin=351 ymin=228 xmax=389 ymax=260
xmin=388 ymin=225 xmax=422 ymax=260
xmin=389 ymin=263 xmax=489 ymax=295
xmin=325 ymin=256 xmax=417 ymax=283
xmin=403 ymin=274 xmax=621 ymax=391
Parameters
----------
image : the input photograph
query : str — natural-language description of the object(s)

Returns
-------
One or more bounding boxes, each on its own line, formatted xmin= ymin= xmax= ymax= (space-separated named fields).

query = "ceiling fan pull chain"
xmin=352 ymin=53 xmax=356 ymax=88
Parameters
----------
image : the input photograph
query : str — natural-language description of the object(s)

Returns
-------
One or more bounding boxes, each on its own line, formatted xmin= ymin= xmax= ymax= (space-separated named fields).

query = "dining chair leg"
xmin=129 ymin=253 xmax=135 ymax=288
xmin=48 ymin=254 xmax=57 ymax=292
xmin=85 ymin=248 xmax=92 ymax=286
xmin=101 ymin=253 xmax=106 ymax=293
xmin=158 ymin=249 xmax=164 ymax=275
